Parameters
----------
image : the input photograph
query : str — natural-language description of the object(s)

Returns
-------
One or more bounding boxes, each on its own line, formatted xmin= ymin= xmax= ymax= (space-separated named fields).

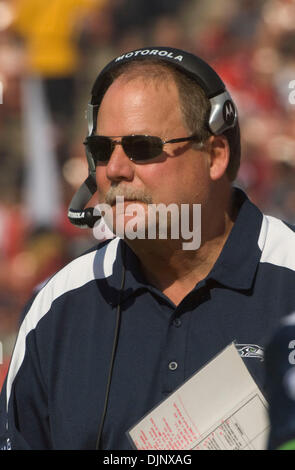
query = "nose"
xmin=106 ymin=142 xmax=135 ymax=183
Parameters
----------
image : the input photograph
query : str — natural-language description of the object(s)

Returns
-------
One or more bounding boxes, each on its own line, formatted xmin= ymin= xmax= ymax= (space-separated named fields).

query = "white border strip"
xmin=258 ymin=215 xmax=295 ymax=271
xmin=6 ymin=238 xmax=120 ymax=411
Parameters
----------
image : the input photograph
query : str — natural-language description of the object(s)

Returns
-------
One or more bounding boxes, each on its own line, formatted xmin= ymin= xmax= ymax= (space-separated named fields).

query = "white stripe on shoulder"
xmin=258 ymin=215 xmax=295 ymax=271
xmin=6 ymin=237 xmax=120 ymax=411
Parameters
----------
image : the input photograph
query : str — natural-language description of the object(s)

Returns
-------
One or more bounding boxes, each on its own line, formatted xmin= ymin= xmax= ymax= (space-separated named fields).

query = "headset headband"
xmin=68 ymin=46 xmax=239 ymax=228
xmin=87 ymin=46 xmax=237 ymax=139
xmin=91 ymin=47 xmax=225 ymax=103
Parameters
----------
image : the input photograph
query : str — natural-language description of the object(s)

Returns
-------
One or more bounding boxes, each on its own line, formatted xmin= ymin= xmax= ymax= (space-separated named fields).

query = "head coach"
xmin=1 ymin=47 xmax=295 ymax=450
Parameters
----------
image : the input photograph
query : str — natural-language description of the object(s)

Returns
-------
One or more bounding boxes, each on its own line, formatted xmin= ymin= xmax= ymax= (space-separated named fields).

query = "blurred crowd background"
xmin=0 ymin=0 xmax=295 ymax=389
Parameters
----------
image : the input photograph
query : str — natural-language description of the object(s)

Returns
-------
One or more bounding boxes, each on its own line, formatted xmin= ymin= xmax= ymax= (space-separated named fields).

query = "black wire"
xmin=95 ymin=244 xmax=126 ymax=450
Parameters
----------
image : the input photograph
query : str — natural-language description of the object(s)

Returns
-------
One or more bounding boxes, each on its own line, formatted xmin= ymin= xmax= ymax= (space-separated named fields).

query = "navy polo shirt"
xmin=1 ymin=188 xmax=295 ymax=450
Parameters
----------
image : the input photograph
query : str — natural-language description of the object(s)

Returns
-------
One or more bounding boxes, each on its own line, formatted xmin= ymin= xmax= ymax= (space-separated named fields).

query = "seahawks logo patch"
xmin=235 ymin=344 xmax=264 ymax=361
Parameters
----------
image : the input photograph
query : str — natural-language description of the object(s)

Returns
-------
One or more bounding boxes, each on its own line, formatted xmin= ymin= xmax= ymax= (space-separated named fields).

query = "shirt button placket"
xmin=162 ymin=311 xmax=188 ymax=395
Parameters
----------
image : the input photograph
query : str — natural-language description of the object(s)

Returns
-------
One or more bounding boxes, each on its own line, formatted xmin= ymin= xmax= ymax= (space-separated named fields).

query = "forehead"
xmin=97 ymin=73 xmax=185 ymax=135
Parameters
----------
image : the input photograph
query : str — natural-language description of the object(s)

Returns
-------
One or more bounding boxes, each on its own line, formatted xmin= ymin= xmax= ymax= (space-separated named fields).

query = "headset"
xmin=67 ymin=46 xmax=239 ymax=229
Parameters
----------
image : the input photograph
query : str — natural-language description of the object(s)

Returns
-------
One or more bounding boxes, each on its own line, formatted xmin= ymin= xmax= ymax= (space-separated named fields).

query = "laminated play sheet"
xmin=127 ymin=343 xmax=269 ymax=450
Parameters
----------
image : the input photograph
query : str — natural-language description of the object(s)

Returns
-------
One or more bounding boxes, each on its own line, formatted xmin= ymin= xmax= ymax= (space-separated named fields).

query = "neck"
xmin=124 ymin=187 xmax=238 ymax=305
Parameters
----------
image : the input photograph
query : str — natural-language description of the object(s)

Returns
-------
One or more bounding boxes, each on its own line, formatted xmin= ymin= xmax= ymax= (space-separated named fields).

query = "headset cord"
xmin=95 ymin=243 xmax=126 ymax=450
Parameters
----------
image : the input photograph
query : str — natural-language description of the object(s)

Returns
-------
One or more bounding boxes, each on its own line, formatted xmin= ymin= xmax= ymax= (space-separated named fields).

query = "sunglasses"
xmin=84 ymin=134 xmax=201 ymax=164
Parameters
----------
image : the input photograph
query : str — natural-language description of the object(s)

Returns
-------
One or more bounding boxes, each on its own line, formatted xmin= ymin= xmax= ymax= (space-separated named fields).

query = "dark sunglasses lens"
xmin=123 ymin=136 xmax=163 ymax=161
xmin=86 ymin=136 xmax=112 ymax=163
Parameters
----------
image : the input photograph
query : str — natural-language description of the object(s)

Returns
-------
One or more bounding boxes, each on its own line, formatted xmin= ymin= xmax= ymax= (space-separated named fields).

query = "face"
xmin=95 ymin=74 xmax=212 ymax=238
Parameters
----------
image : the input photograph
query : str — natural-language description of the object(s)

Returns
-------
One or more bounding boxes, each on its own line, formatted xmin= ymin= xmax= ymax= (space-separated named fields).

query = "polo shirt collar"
xmin=207 ymin=187 xmax=263 ymax=290
xmin=105 ymin=237 xmax=148 ymax=306
xmin=107 ymin=187 xmax=263 ymax=301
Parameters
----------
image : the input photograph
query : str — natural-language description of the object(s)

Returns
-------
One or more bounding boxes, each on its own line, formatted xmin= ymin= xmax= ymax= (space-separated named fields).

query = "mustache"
xmin=104 ymin=185 xmax=153 ymax=206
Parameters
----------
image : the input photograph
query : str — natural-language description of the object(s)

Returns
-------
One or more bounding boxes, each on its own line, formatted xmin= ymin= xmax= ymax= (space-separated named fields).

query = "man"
xmin=1 ymin=47 xmax=295 ymax=450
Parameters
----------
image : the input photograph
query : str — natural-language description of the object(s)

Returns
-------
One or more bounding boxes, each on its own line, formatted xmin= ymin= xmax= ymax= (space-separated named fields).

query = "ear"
xmin=208 ymin=135 xmax=230 ymax=181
